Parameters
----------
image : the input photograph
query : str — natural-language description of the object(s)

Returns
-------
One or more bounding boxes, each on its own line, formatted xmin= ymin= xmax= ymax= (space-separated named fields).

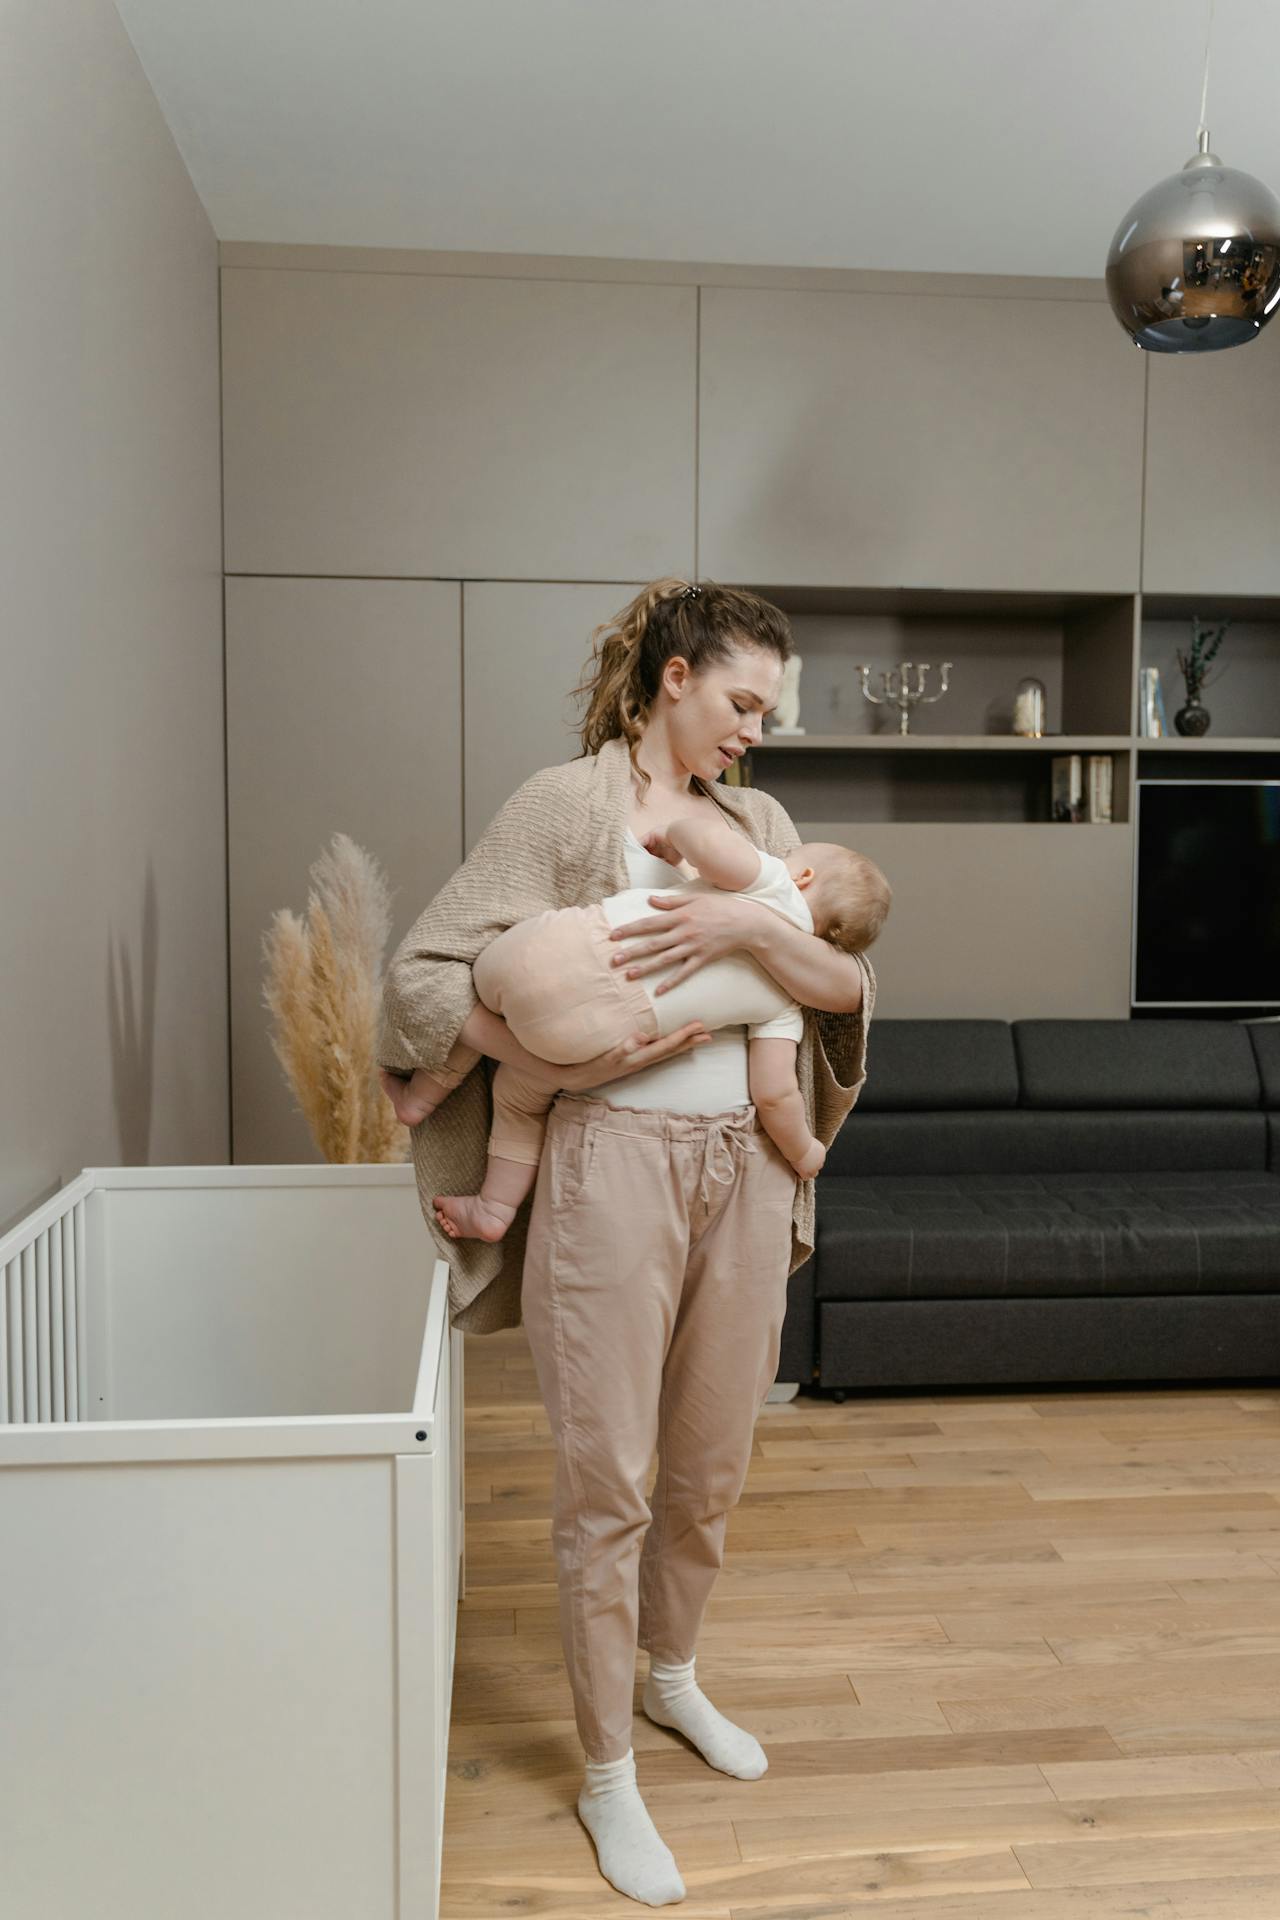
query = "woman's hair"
xmin=570 ymin=576 xmax=793 ymax=800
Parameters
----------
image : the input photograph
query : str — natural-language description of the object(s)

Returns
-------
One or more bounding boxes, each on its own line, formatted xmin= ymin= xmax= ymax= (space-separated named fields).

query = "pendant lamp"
xmin=1105 ymin=0 xmax=1280 ymax=352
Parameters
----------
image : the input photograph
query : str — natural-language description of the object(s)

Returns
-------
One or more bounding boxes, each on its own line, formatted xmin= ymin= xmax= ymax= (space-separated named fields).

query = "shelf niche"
xmin=1139 ymin=593 xmax=1280 ymax=743
xmin=738 ymin=584 xmax=1136 ymax=739
xmin=734 ymin=586 xmax=1133 ymax=823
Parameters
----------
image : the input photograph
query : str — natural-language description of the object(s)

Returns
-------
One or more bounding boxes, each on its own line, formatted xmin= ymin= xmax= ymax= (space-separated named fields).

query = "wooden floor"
xmin=442 ymin=1328 xmax=1280 ymax=1918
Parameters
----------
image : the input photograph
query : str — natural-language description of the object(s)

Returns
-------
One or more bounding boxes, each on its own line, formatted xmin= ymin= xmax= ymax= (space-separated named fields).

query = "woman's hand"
xmin=607 ymin=890 xmax=760 ymax=995
xmin=521 ymin=1020 xmax=714 ymax=1093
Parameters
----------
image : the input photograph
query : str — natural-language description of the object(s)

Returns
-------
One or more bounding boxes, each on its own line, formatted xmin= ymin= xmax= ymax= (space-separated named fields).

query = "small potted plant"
xmin=1173 ymin=615 xmax=1229 ymax=736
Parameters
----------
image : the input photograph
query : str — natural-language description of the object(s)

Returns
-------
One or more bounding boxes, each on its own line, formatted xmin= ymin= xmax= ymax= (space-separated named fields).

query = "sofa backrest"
xmin=854 ymin=1020 xmax=1019 ymax=1111
xmin=1012 ymin=1019 xmax=1262 ymax=1108
xmin=831 ymin=1016 xmax=1276 ymax=1178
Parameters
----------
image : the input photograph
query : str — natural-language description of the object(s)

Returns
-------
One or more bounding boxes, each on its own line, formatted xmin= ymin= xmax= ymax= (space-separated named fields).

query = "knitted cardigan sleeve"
xmin=377 ymin=764 xmax=567 ymax=1078
xmin=748 ymin=786 xmax=877 ymax=1137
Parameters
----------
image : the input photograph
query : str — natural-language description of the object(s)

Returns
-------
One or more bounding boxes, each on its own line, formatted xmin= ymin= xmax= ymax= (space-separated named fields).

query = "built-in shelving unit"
xmin=729 ymin=586 xmax=1280 ymax=1017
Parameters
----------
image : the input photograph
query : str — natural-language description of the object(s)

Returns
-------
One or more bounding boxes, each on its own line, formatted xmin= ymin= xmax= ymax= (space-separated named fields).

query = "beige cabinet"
xmin=811 ymin=822 xmax=1135 ymax=1017
xmin=1144 ymin=338 xmax=1280 ymax=595
xmin=462 ymin=581 xmax=647 ymax=849
xmin=698 ymin=287 xmax=1145 ymax=592
xmin=226 ymin=578 xmax=462 ymax=1164
xmin=221 ymin=269 xmax=697 ymax=581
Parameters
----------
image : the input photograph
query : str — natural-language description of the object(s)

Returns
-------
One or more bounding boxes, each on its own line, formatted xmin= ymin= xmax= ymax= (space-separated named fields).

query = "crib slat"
xmin=74 ymin=1198 xmax=86 ymax=1419
xmin=50 ymin=1216 xmax=65 ymax=1423
xmin=21 ymin=1242 xmax=35 ymax=1422
xmin=36 ymin=1227 xmax=51 ymax=1423
xmin=0 ymin=1199 xmax=89 ymax=1426
xmin=64 ymin=1207 xmax=79 ymax=1421
xmin=0 ymin=1259 xmax=10 ymax=1422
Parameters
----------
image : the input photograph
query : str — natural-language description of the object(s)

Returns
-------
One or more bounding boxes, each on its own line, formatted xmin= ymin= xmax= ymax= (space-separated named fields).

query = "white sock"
xmin=642 ymin=1655 xmax=768 ymax=1780
xmin=576 ymin=1746 xmax=686 ymax=1906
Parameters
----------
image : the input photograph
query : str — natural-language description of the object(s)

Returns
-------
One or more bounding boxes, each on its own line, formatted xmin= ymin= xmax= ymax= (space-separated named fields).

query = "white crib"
xmin=0 ymin=1162 xmax=464 ymax=1920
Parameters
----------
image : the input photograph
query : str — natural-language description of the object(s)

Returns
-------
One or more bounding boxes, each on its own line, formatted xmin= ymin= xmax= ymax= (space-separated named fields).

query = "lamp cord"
xmin=1196 ymin=0 xmax=1216 ymax=142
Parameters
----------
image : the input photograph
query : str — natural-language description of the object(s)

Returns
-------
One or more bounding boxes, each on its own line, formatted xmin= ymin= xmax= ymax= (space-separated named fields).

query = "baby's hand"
xmin=792 ymin=1138 xmax=826 ymax=1180
xmin=642 ymin=827 xmax=686 ymax=867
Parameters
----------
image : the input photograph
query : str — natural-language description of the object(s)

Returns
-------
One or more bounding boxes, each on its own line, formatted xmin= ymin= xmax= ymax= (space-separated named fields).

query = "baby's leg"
xmin=433 ymin=1061 xmax=555 ymax=1243
xmin=747 ymin=1038 xmax=826 ymax=1179
xmin=394 ymin=1030 xmax=485 ymax=1124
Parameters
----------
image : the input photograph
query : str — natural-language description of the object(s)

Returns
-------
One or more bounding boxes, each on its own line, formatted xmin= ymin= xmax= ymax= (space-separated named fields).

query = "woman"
xmin=379 ymin=577 xmax=876 ymax=1906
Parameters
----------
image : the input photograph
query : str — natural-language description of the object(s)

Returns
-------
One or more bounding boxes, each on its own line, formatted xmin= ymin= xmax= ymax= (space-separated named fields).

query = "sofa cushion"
xmin=854 ymin=1019 xmax=1020 ymax=1111
xmin=827 ymin=1109 xmax=1267 ymax=1179
xmin=815 ymin=1169 xmax=1280 ymax=1299
xmin=1012 ymin=1019 xmax=1261 ymax=1109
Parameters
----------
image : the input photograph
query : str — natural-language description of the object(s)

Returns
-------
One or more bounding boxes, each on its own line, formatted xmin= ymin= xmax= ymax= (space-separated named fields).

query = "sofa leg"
xmin=764 ymin=1381 xmax=799 ymax=1403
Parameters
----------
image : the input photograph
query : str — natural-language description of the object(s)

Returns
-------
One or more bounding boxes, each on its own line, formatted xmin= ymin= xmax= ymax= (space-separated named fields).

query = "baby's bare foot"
xmin=432 ymin=1193 xmax=519 ymax=1243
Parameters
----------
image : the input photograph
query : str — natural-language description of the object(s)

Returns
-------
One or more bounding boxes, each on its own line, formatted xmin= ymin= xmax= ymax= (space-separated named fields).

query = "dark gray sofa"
xmin=777 ymin=1018 xmax=1280 ymax=1397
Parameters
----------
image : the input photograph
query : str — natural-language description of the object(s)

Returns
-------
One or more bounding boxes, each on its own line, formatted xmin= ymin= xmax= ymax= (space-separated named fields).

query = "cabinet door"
xmin=222 ymin=269 xmax=696 ymax=581
xmin=813 ymin=822 xmax=1134 ymax=1017
xmin=227 ymin=578 xmax=462 ymax=1164
xmin=699 ymin=287 xmax=1144 ymax=592
xmin=462 ymin=581 xmax=646 ymax=850
xmin=1145 ymin=339 xmax=1280 ymax=595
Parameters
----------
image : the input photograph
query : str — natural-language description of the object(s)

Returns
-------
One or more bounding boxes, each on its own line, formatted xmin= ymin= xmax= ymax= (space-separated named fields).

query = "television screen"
xmin=1134 ymin=779 xmax=1280 ymax=1006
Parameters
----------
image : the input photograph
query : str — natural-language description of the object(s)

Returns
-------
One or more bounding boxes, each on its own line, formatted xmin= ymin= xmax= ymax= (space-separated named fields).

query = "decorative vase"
xmin=1012 ymin=675 xmax=1047 ymax=737
xmin=1174 ymin=694 xmax=1211 ymax=737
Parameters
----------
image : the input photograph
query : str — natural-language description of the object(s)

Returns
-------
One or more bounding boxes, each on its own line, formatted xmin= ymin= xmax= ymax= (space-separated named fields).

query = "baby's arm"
xmin=747 ymin=1037 xmax=826 ymax=1179
xmin=653 ymin=813 xmax=763 ymax=891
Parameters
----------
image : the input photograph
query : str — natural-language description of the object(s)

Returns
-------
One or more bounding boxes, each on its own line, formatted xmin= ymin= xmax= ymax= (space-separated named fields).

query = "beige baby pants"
xmin=520 ymin=1088 xmax=798 ymax=1763
xmin=431 ymin=903 xmax=662 ymax=1163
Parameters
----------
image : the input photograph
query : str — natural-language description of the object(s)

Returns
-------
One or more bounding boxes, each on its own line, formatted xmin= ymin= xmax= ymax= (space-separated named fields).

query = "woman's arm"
xmin=739 ymin=909 xmax=866 ymax=1014
xmin=609 ymin=888 xmax=865 ymax=1013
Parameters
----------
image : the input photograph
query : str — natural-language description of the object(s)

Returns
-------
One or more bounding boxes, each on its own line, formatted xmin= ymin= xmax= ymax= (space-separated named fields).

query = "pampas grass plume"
xmin=262 ymin=834 xmax=409 ymax=1163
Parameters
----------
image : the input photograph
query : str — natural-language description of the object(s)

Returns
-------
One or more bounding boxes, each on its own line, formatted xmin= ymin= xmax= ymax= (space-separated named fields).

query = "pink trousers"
xmin=431 ymin=903 xmax=661 ymax=1164
xmin=521 ymin=1089 xmax=798 ymax=1763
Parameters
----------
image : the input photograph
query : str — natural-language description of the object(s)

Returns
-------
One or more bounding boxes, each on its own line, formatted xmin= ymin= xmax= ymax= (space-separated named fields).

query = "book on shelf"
xmin=1051 ymin=753 xmax=1084 ymax=822
xmin=1086 ymin=753 xmax=1113 ymax=823
xmin=1051 ymin=752 xmax=1114 ymax=823
xmin=1139 ymin=666 xmax=1166 ymax=737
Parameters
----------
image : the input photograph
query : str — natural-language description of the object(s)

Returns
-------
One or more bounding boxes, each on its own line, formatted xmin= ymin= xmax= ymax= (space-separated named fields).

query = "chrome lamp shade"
xmin=1106 ymin=138 xmax=1280 ymax=352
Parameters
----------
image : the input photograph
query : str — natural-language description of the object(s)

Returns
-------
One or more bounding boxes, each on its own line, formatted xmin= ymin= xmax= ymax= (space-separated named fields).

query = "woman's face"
xmin=662 ymin=643 xmax=784 ymax=782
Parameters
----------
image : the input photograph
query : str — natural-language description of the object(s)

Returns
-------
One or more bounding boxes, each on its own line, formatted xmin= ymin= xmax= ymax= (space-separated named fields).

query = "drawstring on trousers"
xmin=697 ymin=1113 xmax=757 ymax=1213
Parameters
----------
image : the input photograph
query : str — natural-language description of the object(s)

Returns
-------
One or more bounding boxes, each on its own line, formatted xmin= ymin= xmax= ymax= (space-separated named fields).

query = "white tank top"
xmin=581 ymin=828 xmax=753 ymax=1114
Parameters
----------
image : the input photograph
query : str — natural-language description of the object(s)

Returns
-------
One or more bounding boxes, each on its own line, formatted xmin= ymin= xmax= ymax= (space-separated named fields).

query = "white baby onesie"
xmin=598 ymin=839 xmax=814 ymax=1047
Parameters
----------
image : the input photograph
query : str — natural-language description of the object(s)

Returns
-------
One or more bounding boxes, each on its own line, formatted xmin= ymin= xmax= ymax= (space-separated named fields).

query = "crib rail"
xmin=0 ymin=1172 xmax=94 ymax=1424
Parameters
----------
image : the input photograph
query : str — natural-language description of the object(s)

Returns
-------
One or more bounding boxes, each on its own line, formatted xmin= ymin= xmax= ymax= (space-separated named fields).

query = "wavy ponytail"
xmin=569 ymin=576 xmax=793 ymax=799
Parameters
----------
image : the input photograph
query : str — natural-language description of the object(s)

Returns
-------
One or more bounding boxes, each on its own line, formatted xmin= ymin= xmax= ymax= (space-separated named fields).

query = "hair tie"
xmin=679 ymin=584 xmax=701 ymax=601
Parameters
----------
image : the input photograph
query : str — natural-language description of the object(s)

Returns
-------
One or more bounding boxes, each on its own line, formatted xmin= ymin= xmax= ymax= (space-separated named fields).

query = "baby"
xmin=397 ymin=812 xmax=890 ymax=1243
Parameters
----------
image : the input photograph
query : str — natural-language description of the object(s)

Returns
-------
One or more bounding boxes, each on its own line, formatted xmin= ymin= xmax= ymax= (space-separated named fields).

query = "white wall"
xmin=0 ymin=0 xmax=227 ymax=1233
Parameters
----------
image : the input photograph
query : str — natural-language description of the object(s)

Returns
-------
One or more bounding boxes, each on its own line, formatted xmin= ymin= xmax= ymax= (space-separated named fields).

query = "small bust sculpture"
xmin=769 ymin=655 xmax=805 ymax=733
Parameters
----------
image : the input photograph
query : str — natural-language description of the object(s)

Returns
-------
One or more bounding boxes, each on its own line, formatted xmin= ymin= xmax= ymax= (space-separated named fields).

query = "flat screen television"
xmin=1133 ymin=778 xmax=1280 ymax=1007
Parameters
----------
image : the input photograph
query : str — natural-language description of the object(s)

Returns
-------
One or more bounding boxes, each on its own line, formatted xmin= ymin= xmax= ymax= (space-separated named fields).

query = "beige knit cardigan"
xmin=378 ymin=732 xmax=876 ymax=1335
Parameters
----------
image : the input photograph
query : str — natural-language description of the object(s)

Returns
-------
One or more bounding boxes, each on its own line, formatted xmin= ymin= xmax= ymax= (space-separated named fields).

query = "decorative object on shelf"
xmin=1173 ymin=613 xmax=1229 ymax=735
xmin=261 ymin=832 xmax=409 ymax=1164
xmin=766 ymin=654 xmax=806 ymax=734
xmin=1086 ymin=754 xmax=1114 ymax=823
xmin=855 ymin=659 xmax=952 ymax=735
xmin=1105 ymin=0 xmax=1280 ymax=353
xmin=1012 ymin=675 xmax=1047 ymax=737
xmin=1139 ymin=665 xmax=1168 ymax=737
xmin=1051 ymin=754 xmax=1085 ymax=822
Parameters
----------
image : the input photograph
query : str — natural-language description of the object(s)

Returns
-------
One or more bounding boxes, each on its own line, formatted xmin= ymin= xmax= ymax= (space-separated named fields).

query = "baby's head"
xmin=783 ymin=843 xmax=891 ymax=956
